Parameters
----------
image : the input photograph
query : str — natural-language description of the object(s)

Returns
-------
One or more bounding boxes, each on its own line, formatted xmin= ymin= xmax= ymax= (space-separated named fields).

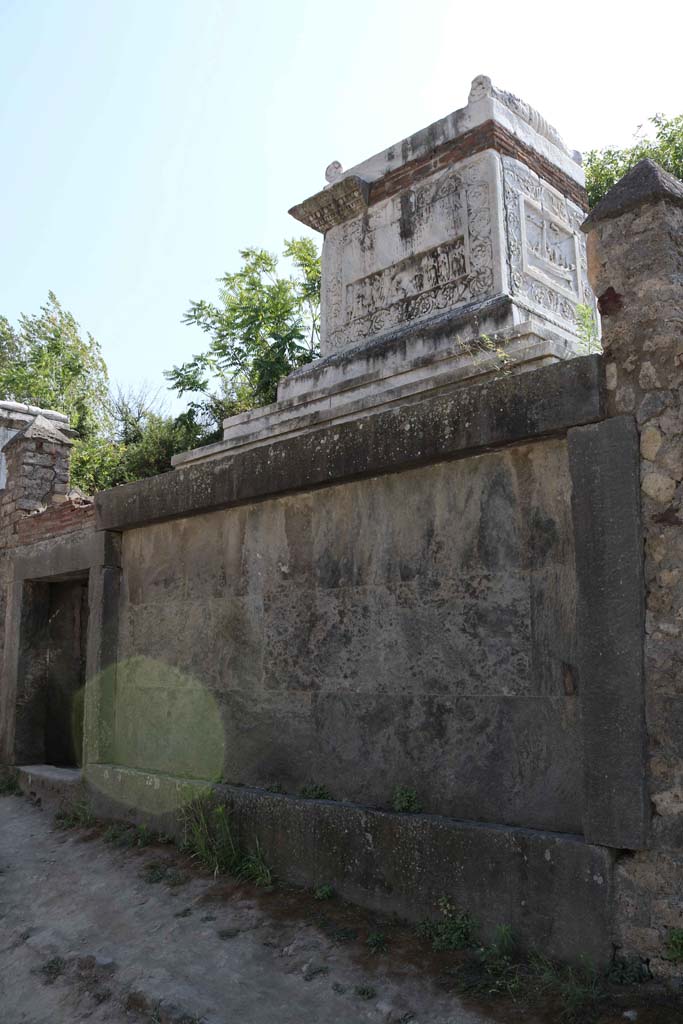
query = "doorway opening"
xmin=14 ymin=575 xmax=89 ymax=768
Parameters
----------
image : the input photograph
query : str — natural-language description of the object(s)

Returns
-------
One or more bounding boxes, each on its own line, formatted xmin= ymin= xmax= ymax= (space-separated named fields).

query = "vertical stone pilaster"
xmin=83 ymin=540 xmax=121 ymax=766
xmin=568 ymin=416 xmax=648 ymax=850
xmin=582 ymin=159 xmax=683 ymax=977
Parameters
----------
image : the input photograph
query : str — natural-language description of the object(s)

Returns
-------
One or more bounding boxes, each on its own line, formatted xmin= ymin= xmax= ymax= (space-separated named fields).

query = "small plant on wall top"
xmin=392 ymin=785 xmax=421 ymax=813
xmin=574 ymin=303 xmax=601 ymax=354
xmin=300 ymin=783 xmax=332 ymax=800
xmin=665 ymin=927 xmax=683 ymax=962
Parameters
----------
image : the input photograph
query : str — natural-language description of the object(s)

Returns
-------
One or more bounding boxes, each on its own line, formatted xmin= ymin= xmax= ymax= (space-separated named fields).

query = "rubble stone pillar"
xmin=0 ymin=414 xmax=73 ymax=755
xmin=0 ymin=414 xmax=73 ymax=547
xmin=582 ymin=159 xmax=683 ymax=977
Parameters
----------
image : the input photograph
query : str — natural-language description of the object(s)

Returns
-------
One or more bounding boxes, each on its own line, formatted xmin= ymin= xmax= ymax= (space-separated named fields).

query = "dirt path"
xmin=0 ymin=795 xmax=500 ymax=1024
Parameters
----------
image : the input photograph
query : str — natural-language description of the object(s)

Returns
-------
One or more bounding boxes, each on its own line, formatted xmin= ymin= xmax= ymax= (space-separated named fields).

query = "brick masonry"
xmin=367 ymin=120 xmax=588 ymax=212
xmin=14 ymin=499 xmax=94 ymax=546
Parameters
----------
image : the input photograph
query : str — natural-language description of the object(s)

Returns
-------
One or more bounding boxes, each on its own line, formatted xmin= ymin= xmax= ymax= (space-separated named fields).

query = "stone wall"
xmin=113 ymin=437 xmax=581 ymax=831
xmin=3 ymin=158 xmax=683 ymax=979
xmin=0 ymin=409 xmax=76 ymax=701
xmin=582 ymin=160 xmax=683 ymax=980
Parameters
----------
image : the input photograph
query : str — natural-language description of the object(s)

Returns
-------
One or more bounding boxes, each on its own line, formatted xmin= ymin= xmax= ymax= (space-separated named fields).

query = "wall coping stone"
xmin=97 ymin=354 xmax=604 ymax=532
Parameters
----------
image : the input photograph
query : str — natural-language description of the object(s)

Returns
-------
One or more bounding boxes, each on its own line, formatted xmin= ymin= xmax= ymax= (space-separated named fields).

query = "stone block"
xmin=101 ymin=355 xmax=603 ymax=530
xmin=568 ymin=417 xmax=649 ymax=849
xmin=83 ymin=767 xmax=615 ymax=966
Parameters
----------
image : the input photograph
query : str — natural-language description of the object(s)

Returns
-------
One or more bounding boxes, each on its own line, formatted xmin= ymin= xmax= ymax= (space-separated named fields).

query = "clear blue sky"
xmin=1 ymin=0 xmax=679 ymax=410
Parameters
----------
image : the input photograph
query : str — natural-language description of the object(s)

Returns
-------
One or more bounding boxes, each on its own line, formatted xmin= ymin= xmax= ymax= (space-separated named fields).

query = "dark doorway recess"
xmin=45 ymin=578 xmax=88 ymax=766
xmin=14 ymin=575 xmax=89 ymax=767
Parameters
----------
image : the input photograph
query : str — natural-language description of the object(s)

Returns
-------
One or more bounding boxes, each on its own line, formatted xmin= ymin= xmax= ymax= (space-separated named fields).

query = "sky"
xmin=0 ymin=0 xmax=681 ymax=411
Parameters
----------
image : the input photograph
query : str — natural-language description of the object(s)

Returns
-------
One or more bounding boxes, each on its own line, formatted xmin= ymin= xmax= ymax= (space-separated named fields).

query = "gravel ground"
xmin=0 ymin=794 xmax=501 ymax=1024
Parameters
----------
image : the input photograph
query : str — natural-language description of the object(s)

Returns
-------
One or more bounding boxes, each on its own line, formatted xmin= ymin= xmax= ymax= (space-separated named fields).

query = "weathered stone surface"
xmin=582 ymin=162 xmax=683 ymax=975
xmin=0 ymin=400 xmax=69 ymax=489
xmin=568 ymin=416 xmax=648 ymax=849
xmin=175 ymin=318 xmax=586 ymax=465
xmin=99 ymin=354 xmax=604 ymax=531
xmin=82 ymin=763 xmax=615 ymax=967
xmin=288 ymin=174 xmax=370 ymax=234
xmin=640 ymin=424 xmax=663 ymax=461
xmin=642 ymin=470 xmax=677 ymax=504
xmin=289 ymin=77 xmax=589 ymax=364
xmin=110 ymin=438 xmax=583 ymax=832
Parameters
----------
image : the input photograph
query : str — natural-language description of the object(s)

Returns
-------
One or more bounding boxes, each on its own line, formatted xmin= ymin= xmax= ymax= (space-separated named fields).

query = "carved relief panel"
xmin=321 ymin=152 xmax=500 ymax=355
xmin=502 ymin=156 xmax=591 ymax=330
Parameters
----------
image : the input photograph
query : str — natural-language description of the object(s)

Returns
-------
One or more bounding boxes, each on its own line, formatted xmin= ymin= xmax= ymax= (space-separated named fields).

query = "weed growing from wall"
xmin=665 ymin=927 xmax=683 ymax=962
xmin=55 ymin=799 xmax=95 ymax=830
xmin=0 ymin=771 xmax=21 ymax=796
xmin=391 ymin=785 xmax=421 ymax=813
xmin=417 ymin=896 xmax=476 ymax=951
xmin=300 ymin=784 xmax=332 ymax=800
xmin=180 ymin=797 xmax=272 ymax=885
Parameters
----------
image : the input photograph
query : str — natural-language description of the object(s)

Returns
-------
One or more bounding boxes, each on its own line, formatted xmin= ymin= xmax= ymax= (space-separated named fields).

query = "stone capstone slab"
xmin=96 ymin=355 xmax=604 ymax=532
xmin=289 ymin=174 xmax=370 ymax=234
xmin=9 ymin=527 xmax=120 ymax=583
xmin=15 ymin=764 xmax=84 ymax=809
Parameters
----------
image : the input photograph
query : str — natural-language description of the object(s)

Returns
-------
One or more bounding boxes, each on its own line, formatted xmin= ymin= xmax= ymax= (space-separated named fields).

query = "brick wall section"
xmin=14 ymin=500 xmax=95 ymax=546
xmin=367 ymin=120 xmax=588 ymax=211
xmin=582 ymin=160 xmax=683 ymax=978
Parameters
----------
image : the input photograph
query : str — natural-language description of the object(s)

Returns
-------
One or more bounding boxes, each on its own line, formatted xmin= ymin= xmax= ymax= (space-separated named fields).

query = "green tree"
xmin=108 ymin=386 xmax=206 ymax=483
xmin=585 ymin=113 xmax=683 ymax=208
xmin=0 ymin=296 xmax=200 ymax=494
xmin=166 ymin=238 xmax=320 ymax=431
xmin=0 ymin=292 xmax=116 ymax=492
xmin=69 ymin=386 xmax=209 ymax=493
xmin=0 ymin=291 xmax=110 ymax=441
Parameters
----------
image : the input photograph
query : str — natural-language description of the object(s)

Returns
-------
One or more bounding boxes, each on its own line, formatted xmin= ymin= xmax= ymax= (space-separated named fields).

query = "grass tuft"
xmin=529 ymin=953 xmax=605 ymax=1021
xmin=417 ymin=896 xmax=476 ymax=951
xmin=54 ymin=799 xmax=94 ymax=830
xmin=367 ymin=930 xmax=388 ymax=954
xmin=103 ymin=822 xmax=164 ymax=849
xmin=180 ymin=797 xmax=272 ymax=886
xmin=300 ymin=783 xmax=332 ymax=800
xmin=665 ymin=927 xmax=683 ymax=962
xmin=0 ymin=770 xmax=21 ymax=797
xmin=391 ymin=785 xmax=421 ymax=813
xmin=39 ymin=956 xmax=67 ymax=984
